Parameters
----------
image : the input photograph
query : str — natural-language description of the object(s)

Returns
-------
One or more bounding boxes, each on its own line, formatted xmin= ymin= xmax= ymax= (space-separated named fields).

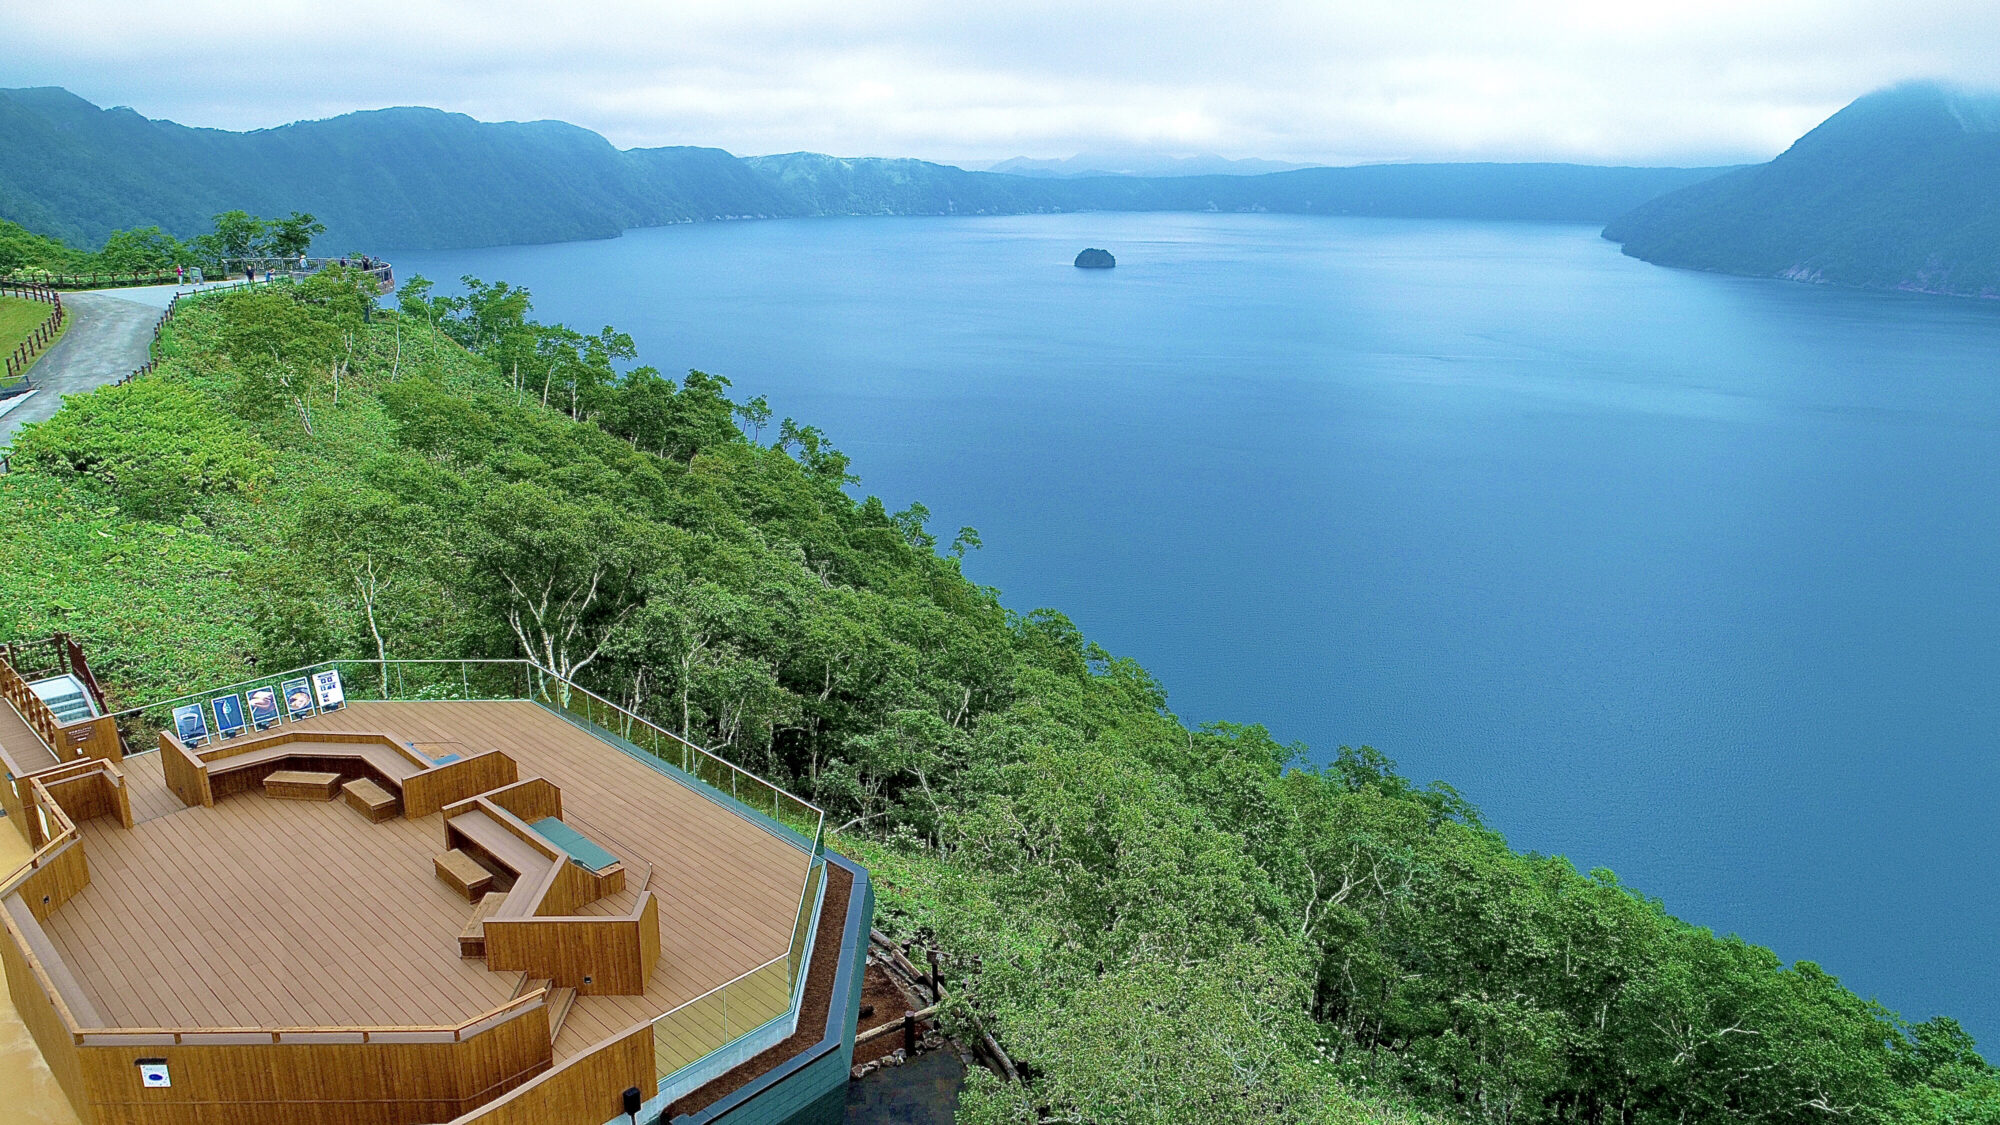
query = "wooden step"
xmin=512 ymin=975 xmax=548 ymax=1001
xmin=434 ymin=848 xmax=495 ymax=900
xmin=265 ymin=769 xmax=341 ymax=801
xmin=546 ymin=986 xmax=577 ymax=1043
xmin=458 ymin=893 xmax=507 ymax=959
xmin=342 ymin=776 xmax=399 ymax=822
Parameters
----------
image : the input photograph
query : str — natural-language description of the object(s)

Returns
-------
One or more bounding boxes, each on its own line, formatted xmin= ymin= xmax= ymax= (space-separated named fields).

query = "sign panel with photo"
xmin=282 ymin=677 xmax=316 ymax=720
xmin=172 ymin=703 xmax=211 ymax=747
xmin=211 ymin=694 xmax=247 ymax=739
xmin=245 ymin=686 xmax=281 ymax=730
xmin=312 ymin=669 xmax=346 ymax=712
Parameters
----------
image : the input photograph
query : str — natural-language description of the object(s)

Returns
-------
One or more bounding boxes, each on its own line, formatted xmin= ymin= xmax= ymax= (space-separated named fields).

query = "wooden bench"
xmin=434 ymin=848 xmax=494 ymax=900
xmin=341 ymin=777 xmax=399 ymax=822
xmin=458 ymin=893 xmax=507 ymax=958
xmin=165 ymin=731 xmax=429 ymax=809
xmin=263 ymin=769 xmax=341 ymax=801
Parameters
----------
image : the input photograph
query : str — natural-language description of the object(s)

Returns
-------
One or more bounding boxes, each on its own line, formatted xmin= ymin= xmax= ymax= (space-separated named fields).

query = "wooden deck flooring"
xmin=47 ymin=790 xmax=520 ymax=1028
xmin=0 ymin=697 xmax=58 ymax=777
xmin=34 ymin=700 xmax=810 ymax=1063
xmin=118 ymin=752 xmax=189 ymax=824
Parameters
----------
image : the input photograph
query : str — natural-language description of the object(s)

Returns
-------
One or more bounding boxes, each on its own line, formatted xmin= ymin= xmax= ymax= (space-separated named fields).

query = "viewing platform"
xmin=0 ymin=648 xmax=871 ymax=1125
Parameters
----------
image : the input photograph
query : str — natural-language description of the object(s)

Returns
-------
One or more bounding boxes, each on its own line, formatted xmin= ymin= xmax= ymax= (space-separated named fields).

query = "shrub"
xmin=13 ymin=379 xmax=273 ymax=519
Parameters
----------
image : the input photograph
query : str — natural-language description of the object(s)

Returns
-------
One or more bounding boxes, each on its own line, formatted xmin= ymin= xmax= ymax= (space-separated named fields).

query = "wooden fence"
xmin=2 ymin=283 xmax=64 ymax=384
xmin=110 ymin=289 xmax=185 ymax=390
xmin=0 ymin=262 xmax=393 ymax=292
xmin=0 ymin=270 xmax=179 ymax=291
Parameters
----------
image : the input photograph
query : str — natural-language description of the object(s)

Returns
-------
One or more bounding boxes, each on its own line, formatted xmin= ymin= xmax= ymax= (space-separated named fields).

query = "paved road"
xmin=0 ymin=289 xmax=164 ymax=448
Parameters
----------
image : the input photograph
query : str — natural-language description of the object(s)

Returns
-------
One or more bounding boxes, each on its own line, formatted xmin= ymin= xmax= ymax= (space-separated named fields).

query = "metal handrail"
xmin=529 ymin=669 xmax=824 ymax=841
xmin=112 ymin=654 xmax=825 ymax=859
xmin=651 ymin=860 xmax=826 ymax=1030
xmin=104 ymin=657 xmax=531 ymax=724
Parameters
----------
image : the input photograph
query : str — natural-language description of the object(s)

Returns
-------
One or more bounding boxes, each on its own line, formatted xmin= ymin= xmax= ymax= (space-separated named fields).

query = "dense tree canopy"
xmin=0 ymin=276 xmax=1992 ymax=1125
xmin=0 ymin=209 xmax=327 ymax=278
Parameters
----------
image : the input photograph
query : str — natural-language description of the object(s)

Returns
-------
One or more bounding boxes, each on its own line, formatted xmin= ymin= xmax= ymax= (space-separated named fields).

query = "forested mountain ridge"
xmin=0 ymin=86 xmax=1730 ymax=251
xmin=0 ymin=87 xmax=781 ymax=249
xmin=0 ymin=266 xmax=1994 ymax=1122
xmin=1603 ymin=83 xmax=2000 ymax=296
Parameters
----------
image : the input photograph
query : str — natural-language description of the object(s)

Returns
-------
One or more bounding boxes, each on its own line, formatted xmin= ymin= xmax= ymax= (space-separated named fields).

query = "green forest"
xmin=0 ymin=86 xmax=1728 ymax=252
xmin=0 ymin=210 xmax=323 ymax=279
xmin=1604 ymin=82 xmax=2000 ymax=297
xmin=0 ymin=272 xmax=1995 ymax=1124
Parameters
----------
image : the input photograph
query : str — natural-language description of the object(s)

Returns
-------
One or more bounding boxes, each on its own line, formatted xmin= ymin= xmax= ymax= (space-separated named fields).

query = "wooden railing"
xmin=0 ymin=643 xmax=121 ymax=765
xmin=2 ymin=283 xmax=64 ymax=384
xmin=60 ymin=635 xmax=106 ymax=713
xmin=109 ymin=287 xmax=191 ymax=391
xmin=0 ymin=261 xmax=394 ymax=291
xmin=105 ymin=261 xmax=391 ymax=399
xmin=72 ymin=986 xmax=552 ymax=1047
xmin=33 ymin=757 xmax=132 ymax=837
xmin=0 ymin=270 xmax=179 ymax=291
xmin=0 ymin=777 xmax=81 ymax=895
xmin=445 ymin=1021 xmax=656 ymax=1125
xmin=1 ymin=634 xmax=109 ymax=713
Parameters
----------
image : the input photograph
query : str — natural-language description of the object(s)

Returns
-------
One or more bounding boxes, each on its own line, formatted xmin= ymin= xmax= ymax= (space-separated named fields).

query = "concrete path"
xmin=0 ymin=289 xmax=166 ymax=448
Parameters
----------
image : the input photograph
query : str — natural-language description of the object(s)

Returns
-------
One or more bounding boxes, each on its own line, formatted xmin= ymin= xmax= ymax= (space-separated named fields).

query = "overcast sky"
xmin=8 ymin=0 xmax=2000 ymax=168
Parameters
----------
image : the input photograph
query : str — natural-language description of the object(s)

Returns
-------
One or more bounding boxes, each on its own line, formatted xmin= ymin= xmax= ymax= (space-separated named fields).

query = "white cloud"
xmin=5 ymin=0 xmax=2000 ymax=165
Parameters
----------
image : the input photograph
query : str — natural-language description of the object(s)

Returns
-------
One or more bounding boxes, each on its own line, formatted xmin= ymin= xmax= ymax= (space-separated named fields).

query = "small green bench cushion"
xmin=529 ymin=817 xmax=620 ymax=873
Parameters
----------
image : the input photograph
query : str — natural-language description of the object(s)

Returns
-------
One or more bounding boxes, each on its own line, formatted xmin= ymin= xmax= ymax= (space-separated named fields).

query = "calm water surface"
xmin=393 ymin=214 xmax=2000 ymax=1042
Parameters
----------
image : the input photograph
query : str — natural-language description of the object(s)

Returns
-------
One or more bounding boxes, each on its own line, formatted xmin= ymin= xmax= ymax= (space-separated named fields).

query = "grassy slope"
xmin=0 ymin=295 xmax=491 ymax=701
xmin=0 ymin=297 xmax=49 ymax=350
xmin=0 ymin=295 xmax=64 ymax=384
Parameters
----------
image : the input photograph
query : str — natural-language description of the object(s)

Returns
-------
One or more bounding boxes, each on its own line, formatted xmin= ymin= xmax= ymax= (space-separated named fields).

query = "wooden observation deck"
xmin=0 ymin=657 xmax=833 ymax=1125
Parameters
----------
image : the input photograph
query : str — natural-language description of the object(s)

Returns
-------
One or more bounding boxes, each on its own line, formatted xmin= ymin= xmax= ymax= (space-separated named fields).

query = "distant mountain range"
xmin=0 ymin=87 xmax=1730 ymax=252
xmin=982 ymin=152 xmax=1323 ymax=178
xmin=1604 ymin=83 xmax=2000 ymax=297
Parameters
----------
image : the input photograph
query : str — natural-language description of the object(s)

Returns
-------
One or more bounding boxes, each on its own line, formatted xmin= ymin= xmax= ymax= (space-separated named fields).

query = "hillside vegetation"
xmin=0 ymin=276 xmax=1995 ymax=1124
xmin=0 ymin=210 xmax=326 ymax=285
xmin=1604 ymin=83 xmax=2000 ymax=296
xmin=0 ymin=87 xmax=1729 ymax=251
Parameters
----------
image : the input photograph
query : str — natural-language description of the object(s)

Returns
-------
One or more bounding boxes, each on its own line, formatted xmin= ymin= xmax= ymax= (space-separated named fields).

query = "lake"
xmin=390 ymin=212 xmax=2000 ymax=1043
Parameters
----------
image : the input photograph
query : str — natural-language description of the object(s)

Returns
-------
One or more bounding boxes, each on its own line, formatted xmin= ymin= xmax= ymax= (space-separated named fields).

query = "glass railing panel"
xmin=653 ymin=983 xmax=732 ymax=1075
xmin=108 ymin=659 xmax=540 ymax=753
xmin=787 ymin=860 xmax=825 ymax=986
xmin=652 ymin=956 xmax=795 ymax=1084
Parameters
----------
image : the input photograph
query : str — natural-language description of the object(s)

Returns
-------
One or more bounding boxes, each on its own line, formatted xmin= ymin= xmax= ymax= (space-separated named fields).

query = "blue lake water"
xmin=391 ymin=213 xmax=2000 ymax=1042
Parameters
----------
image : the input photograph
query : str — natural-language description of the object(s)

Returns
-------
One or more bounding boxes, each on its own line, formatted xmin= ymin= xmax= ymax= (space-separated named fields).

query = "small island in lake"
xmin=1074 ymin=247 xmax=1116 ymax=268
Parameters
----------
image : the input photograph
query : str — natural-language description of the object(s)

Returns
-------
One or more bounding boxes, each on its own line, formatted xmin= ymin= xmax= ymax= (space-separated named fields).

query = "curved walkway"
xmin=0 ymin=288 xmax=166 ymax=448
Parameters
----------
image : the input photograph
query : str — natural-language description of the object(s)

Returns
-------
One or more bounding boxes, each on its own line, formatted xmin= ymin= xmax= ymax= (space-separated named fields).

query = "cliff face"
xmin=0 ymin=87 xmax=1731 ymax=252
xmin=1603 ymin=83 xmax=2000 ymax=297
